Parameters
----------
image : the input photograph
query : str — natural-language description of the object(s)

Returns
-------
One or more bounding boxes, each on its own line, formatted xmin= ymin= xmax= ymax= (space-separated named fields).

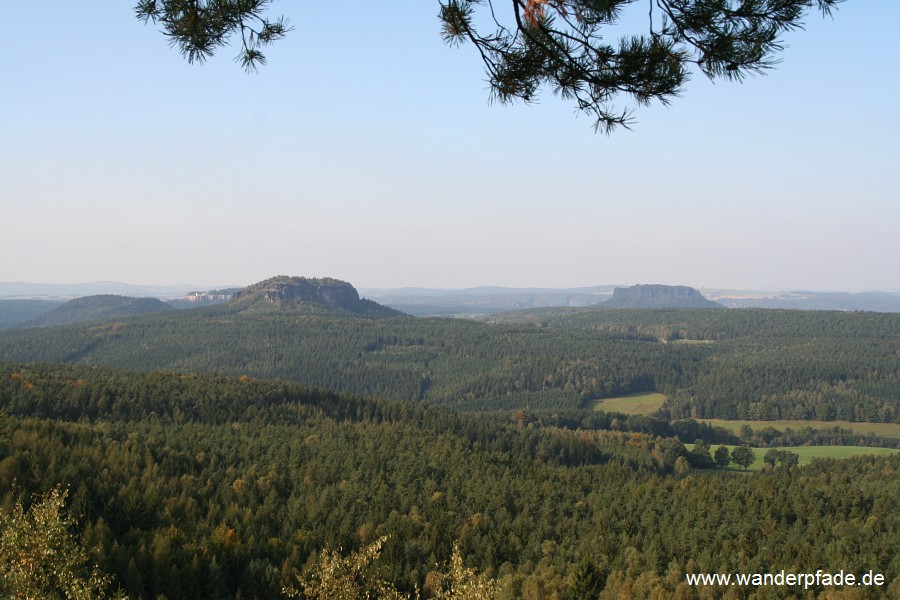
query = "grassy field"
xmin=590 ymin=392 xmax=667 ymax=415
xmin=692 ymin=444 xmax=900 ymax=472
xmin=698 ymin=418 xmax=900 ymax=440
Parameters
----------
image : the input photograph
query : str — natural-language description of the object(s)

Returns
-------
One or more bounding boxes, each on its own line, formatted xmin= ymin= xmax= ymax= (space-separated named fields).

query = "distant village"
xmin=182 ymin=290 xmax=234 ymax=303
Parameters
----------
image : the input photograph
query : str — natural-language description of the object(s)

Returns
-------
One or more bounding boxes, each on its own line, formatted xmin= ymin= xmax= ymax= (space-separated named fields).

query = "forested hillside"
xmin=23 ymin=294 xmax=174 ymax=327
xmin=0 ymin=303 xmax=896 ymax=423
xmin=485 ymin=307 xmax=900 ymax=422
xmin=1 ymin=364 xmax=897 ymax=598
xmin=0 ymin=299 xmax=64 ymax=329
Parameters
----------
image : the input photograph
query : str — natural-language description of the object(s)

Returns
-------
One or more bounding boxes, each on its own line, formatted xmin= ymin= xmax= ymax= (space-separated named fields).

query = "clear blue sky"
xmin=2 ymin=1 xmax=897 ymax=291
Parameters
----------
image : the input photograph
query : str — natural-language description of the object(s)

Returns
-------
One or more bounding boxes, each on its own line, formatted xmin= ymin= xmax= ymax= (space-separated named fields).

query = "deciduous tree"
xmin=0 ymin=488 xmax=118 ymax=600
xmin=731 ymin=445 xmax=755 ymax=470
xmin=714 ymin=444 xmax=731 ymax=468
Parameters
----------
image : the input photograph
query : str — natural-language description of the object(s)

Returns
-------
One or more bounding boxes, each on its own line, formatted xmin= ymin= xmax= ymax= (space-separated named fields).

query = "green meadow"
xmin=590 ymin=397 xmax=900 ymax=444
xmin=590 ymin=392 xmax=667 ymax=415
xmin=693 ymin=444 xmax=900 ymax=472
xmin=698 ymin=418 xmax=900 ymax=440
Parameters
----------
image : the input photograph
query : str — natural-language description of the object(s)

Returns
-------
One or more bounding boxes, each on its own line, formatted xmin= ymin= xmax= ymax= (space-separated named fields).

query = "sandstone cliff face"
xmin=231 ymin=276 xmax=400 ymax=316
xmin=603 ymin=284 xmax=723 ymax=309
xmin=255 ymin=280 xmax=359 ymax=306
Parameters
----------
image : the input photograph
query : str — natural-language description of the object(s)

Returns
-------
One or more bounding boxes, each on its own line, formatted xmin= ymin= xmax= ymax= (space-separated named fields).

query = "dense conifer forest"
xmin=1 ymin=297 xmax=898 ymax=597
xmin=5 ymin=0 xmax=897 ymax=595
xmin=0 ymin=304 xmax=896 ymax=422
xmin=1 ymin=364 xmax=898 ymax=598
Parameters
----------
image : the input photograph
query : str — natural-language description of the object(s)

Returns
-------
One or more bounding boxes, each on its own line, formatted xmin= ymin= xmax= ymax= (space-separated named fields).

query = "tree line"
xmin=0 ymin=305 xmax=896 ymax=423
xmin=0 ymin=364 xmax=898 ymax=598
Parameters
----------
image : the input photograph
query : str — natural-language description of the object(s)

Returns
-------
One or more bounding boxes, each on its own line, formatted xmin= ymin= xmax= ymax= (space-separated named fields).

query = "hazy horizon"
xmin=2 ymin=3 xmax=897 ymax=292
xmin=2 ymin=277 xmax=898 ymax=297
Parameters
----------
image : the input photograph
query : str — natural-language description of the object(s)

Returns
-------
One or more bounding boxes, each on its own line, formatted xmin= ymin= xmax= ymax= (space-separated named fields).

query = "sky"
xmin=1 ymin=1 xmax=898 ymax=292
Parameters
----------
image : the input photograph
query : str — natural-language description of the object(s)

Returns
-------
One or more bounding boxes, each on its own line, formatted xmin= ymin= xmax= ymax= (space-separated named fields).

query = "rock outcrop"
xmin=603 ymin=284 xmax=723 ymax=309
xmin=231 ymin=276 xmax=401 ymax=316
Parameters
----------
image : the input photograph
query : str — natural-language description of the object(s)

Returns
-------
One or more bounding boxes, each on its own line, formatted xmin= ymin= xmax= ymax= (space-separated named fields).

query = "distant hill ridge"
xmin=26 ymin=294 xmax=173 ymax=327
xmin=231 ymin=276 xmax=401 ymax=316
xmin=604 ymin=284 xmax=723 ymax=309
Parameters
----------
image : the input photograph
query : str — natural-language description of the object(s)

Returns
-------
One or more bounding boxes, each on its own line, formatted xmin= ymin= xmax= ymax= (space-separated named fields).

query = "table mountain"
xmin=603 ymin=284 xmax=723 ymax=309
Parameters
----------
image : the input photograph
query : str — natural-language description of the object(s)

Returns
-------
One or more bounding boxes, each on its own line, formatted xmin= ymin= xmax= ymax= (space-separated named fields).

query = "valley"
xmin=0 ymin=277 xmax=898 ymax=598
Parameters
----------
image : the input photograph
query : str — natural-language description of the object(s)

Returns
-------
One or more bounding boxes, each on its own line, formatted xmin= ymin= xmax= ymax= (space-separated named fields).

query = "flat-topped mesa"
xmin=231 ymin=276 xmax=401 ymax=316
xmin=232 ymin=276 xmax=357 ymax=304
xmin=604 ymin=284 xmax=724 ymax=309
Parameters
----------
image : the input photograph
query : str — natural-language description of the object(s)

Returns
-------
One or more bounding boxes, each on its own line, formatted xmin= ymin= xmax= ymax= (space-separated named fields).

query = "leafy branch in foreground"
xmin=284 ymin=535 xmax=406 ymax=600
xmin=283 ymin=536 xmax=502 ymax=599
xmin=134 ymin=0 xmax=841 ymax=131
xmin=439 ymin=0 xmax=842 ymax=131
xmin=426 ymin=543 xmax=503 ymax=599
xmin=0 ymin=487 xmax=119 ymax=599
xmin=134 ymin=0 xmax=291 ymax=73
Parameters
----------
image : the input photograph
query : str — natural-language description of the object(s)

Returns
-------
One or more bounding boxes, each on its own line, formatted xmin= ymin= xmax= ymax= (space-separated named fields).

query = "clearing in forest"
xmin=694 ymin=444 xmax=900 ymax=472
xmin=590 ymin=392 xmax=667 ymax=415
xmin=698 ymin=419 xmax=900 ymax=440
